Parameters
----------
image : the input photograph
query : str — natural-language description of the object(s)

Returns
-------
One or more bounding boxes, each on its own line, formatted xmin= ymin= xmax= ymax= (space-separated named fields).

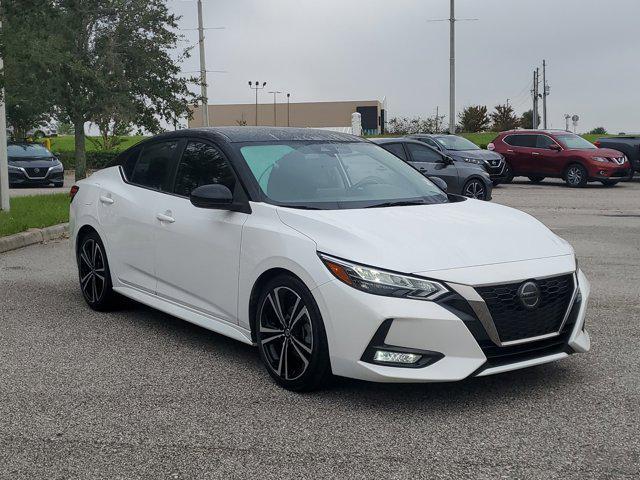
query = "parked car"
xmin=7 ymin=122 xmax=58 ymax=140
xmin=407 ymin=134 xmax=508 ymax=186
xmin=594 ymin=136 xmax=640 ymax=173
xmin=371 ymin=137 xmax=492 ymax=200
xmin=489 ymin=130 xmax=633 ymax=187
xmin=70 ymin=127 xmax=590 ymax=391
xmin=7 ymin=142 xmax=65 ymax=188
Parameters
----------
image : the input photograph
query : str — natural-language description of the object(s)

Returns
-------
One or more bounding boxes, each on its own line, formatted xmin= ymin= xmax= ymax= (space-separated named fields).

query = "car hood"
xmin=590 ymin=147 xmax=624 ymax=157
xmin=9 ymin=157 xmax=56 ymax=168
xmin=277 ymin=200 xmax=572 ymax=274
xmin=449 ymin=149 xmax=503 ymax=161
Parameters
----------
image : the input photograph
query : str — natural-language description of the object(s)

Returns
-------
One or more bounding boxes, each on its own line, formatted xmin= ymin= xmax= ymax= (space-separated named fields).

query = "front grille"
xmin=476 ymin=274 xmax=574 ymax=343
xmin=24 ymin=167 xmax=48 ymax=178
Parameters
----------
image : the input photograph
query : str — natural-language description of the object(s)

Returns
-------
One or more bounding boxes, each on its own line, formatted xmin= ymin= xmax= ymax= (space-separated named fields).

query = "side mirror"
xmin=549 ymin=144 xmax=562 ymax=152
xmin=429 ymin=176 xmax=448 ymax=192
xmin=441 ymin=155 xmax=455 ymax=165
xmin=190 ymin=184 xmax=233 ymax=209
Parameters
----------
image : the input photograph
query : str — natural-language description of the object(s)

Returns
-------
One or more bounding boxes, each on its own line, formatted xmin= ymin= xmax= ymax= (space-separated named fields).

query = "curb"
xmin=0 ymin=223 xmax=69 ymax=254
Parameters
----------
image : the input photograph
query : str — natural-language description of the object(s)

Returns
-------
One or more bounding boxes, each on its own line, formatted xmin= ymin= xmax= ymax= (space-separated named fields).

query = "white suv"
xmin=70 ymin=127 xmax=590 ymax=391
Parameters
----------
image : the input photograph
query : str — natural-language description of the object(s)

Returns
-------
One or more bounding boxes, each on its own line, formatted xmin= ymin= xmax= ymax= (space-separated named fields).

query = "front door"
xmin=154 ymin=140 xmax=249 ymax=324
xmin=405 ymin=142 xmax=459 ymax=191
xmin=532 ymin=134 xmax=563 ymax=175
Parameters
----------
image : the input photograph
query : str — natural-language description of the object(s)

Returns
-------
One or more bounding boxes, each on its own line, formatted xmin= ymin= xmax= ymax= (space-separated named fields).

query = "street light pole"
xmin=0 ymin=1 xmax=10 ymax=212
xmin=248 ymin=81 xmax=267 ymax=126
xmin=449 ymin=0 xmax=455 ymax=134
xmin=268 ymin=91 xmax=281 ymax=126
xmin=197 ymin=0 xmax=209 ymax=127
xmin=286 ymin=93 xmax=291 ymax=127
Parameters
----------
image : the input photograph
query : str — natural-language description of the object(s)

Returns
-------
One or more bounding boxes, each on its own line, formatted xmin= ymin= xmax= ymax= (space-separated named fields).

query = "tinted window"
xmin=503 ymin=135 xmax=536 ymax=148
xmin=382 ymin=143 xmax=408 ymax=161
xmin=406 ymin=143 xmax=442 ymax=163
xmin=116 ymin=147 xmax=141 ymax=180
xmin=173 ymin=141 xmax=236 ymax=197
xmin=535 ymin=135 xmax=557 ymax=149
xmin=131 ymin=141 xmax=179 ymax=190
xmin=421 ymin=138 xmax=441 ymax=149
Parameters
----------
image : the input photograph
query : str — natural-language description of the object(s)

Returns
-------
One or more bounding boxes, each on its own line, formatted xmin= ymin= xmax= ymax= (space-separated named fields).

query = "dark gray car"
xmin=371 ymin=137 xmax=493 ymax=201
xmin=407 ymin=134 xmax=508 ymax=185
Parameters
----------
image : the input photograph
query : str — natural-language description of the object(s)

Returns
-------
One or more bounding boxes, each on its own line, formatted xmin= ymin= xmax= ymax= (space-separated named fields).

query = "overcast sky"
xmin=170 ymin=0 xmax=640 ymax=133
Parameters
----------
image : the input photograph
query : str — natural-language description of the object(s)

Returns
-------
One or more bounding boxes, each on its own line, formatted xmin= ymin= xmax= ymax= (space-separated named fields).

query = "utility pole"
xmin=0 ymin=1 xmax=10 ymax=212
xmin=532 ymin=69 xmax=540 ymax=129
xmin=197 ymin=0 xmax=209 ymax=127
xmin=542 ymin=59 xmax=549 ymax=129
xmin=248 ymin=81 xmax=267 ymax=126
xmin=268 ymin=91 xmax=281 ymax=126
xmin=435 ymin=106 xmax=440 ymax=133
xmin=449 ymin=0 xmax=455 ymax=134
xmin=286 ymin=93 xmax=291 ymax=127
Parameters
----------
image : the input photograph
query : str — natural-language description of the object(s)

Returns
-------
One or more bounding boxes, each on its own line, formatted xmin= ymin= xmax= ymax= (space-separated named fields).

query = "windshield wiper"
xmin=364 ymin=200 xmax=427 ymax=209
xmin=278 ymin=204 xmax=323 ymax=210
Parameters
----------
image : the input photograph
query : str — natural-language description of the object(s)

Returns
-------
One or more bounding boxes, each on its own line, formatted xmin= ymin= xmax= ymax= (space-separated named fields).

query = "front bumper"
xmin=314 ymin=265 xmax=590 ymax=383
xmin=9 ymin=167 xmax=64 ymax=186
xmin=586 ymin=165 xmax=633 ymax=181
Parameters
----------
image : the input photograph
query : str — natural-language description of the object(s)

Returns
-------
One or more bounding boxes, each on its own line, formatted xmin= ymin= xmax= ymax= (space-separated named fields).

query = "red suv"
xmin=489 ymin=130 xmax=632 ymax=187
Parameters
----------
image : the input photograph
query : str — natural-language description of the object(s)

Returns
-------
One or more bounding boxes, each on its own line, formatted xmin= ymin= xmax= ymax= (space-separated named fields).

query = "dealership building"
xmin=189 ymin=99 xmax=387 ymax=135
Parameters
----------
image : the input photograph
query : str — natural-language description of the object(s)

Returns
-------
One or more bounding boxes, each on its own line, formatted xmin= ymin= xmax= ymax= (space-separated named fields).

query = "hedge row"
xmin=54 ymin=151 xmax=119 ymax=170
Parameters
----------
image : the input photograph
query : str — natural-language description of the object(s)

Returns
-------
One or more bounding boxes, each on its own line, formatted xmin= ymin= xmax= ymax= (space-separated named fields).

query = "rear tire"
xmin=564 ymin=164 xmax=588 ymax=188
xmin=254 ymin=274 xmax=331 ymax=391
xmin=528 ymin=176 xmax=545 ymax=183
xmin=600 ymin=180 xmax=619 ymax=187
xmin=77 ymin=231 xmax=121 ymax=311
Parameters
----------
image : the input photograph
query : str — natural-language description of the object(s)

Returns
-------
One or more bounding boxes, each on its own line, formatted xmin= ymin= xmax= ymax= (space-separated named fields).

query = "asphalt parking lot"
xmin=1 ymin=178 xmax=639 ymax=479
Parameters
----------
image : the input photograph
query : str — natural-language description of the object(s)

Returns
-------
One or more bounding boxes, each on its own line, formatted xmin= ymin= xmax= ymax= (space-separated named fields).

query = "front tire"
xmin=501 ymin=162 xmax=514 ymax=184
xmin=77 ymin=231 xmax=120 ymax=311
xmin=565 ymin=164 xmax=588 ymax=188
xmin=255 ymin=274 xmax=331 ymax=391
xmin=463 ymin=178 xmax=488 ymax=200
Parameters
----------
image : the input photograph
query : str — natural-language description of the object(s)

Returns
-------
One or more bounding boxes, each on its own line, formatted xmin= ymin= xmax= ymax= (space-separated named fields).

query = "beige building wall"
xmin=189 ymin=100 xmax=382 ymax=129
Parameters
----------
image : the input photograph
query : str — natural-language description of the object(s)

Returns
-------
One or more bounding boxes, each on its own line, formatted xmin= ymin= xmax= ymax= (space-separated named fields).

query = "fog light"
xmin=374 ymin=350 xmax=421 ymax=364
xmin=599 ymin=170 xmax=607 ymax=175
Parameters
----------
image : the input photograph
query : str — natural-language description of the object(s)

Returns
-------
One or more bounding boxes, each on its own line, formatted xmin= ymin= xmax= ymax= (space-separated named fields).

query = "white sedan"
xmin=69 ymin=127 xmax=590 ymax=391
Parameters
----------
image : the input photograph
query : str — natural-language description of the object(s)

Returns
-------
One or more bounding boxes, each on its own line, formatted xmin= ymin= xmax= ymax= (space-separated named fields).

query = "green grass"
xmin=49 ymin=135 xmax=146 ymax=153
xmin=0 ymin=194 xmax=70 ymax=237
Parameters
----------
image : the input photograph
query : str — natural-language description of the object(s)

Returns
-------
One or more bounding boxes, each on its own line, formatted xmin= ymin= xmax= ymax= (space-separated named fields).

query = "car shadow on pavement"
xmin=117 ymin=300 xmax=586 ymax=409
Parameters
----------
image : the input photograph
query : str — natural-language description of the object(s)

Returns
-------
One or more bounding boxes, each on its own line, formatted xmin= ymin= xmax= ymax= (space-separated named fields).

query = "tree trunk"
xmin=74 ymin=118 xmax=86 ymax=180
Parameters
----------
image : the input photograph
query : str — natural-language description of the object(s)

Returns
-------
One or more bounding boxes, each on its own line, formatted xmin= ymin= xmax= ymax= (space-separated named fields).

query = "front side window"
xmin=131 ymin=141 xmax=179 ymax=190
xmin=535 ymin=135 xmax=557 ymax=149
xmin=555 ymin=134 xmax=596 ymax=150
xmin=382 ymin=143 xmax=408 ymax=161
xmin=173 ymin=141 xmax=236 ymax=197
xmin=237 ymin=141 xmax=448 ymax=209
xmin=433 ymin=135 xmax=480 ymax=151
xmin=406 ymin=143 xmax=442 ymax=163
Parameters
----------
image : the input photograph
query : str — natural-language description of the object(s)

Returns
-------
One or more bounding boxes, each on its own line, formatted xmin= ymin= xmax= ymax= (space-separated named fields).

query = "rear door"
xmin=502 ymin=134 xmax=536 ymax=175
xmin=98 ymin=140 xmax=182 ymax=293
xmin=153 ymin=139 xmax=249 ymax=324
xmin=404 ymin=142 xmax=460 ymax=191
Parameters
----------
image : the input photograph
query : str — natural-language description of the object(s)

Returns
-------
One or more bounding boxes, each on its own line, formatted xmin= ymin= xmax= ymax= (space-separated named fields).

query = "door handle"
xmin=532 ymin=152 xmax=541 ymax=156
xmin=506 ymin=149 xmax=514 ymax=153
xmin=156 ymin=213 xmax=175 ymax=223
xmin=99 ymin=195 xmax=114 ymax=205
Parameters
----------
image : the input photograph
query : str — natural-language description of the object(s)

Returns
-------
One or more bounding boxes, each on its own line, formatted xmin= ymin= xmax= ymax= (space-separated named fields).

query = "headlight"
xmin=319 ymin=253 xmax=448 ymax=300
xmin=8 ymin=164 xmax=21 ymax=171
xmin=574 ymin=254 xmax=579 ymax=273
xmin=463 ymin=158 xmax=483 ymax=165
xmin=592 ymin=157 xmax=608 ymax=162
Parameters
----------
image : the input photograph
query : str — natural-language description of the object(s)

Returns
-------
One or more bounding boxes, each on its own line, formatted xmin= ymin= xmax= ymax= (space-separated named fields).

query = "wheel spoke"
xmin=267 ymin=292 xmax=286 ymax=328
xmin=289 ymin=306 xmax=309 ymax=330
xmin=81 ymin=272 xmax=93 ymax=293
xmin=290 ymin=335 xmax=312 ymax=355
xmin=260 ymin=325 xmax=284 ymax=334
xmin=276 ymin=339 xmax=288 ymax=377
xmin=290 ymin=338 xmax=310 ymax=370
xmin=262 ymin=333 xmax=284 ymax=345
xmin=288 ymin=296 xmax=301 ymax=326
xmin=92 ymin=276 xmax=98 ymax=301
xmin=80 ymin=251 xmax=92 ymax=269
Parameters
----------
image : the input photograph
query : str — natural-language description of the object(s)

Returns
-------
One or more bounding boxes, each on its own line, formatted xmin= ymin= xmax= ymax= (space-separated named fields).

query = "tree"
xmin=8 ymin=0 xmax=197 ymax=179
xmin=588 ymin=126 xmax=607 ymax=135
xmin=520 ymin=109 xmax=540 ymax=129
xmin=0 ymin=1 xmax=56 ymax=140
xmin=490 ymin=104 xmax=520 ymax=132
xmin=457 ymin=105 xmax=490 ymax=133
xmin=387 ymin=114 xmax=446 ymax=135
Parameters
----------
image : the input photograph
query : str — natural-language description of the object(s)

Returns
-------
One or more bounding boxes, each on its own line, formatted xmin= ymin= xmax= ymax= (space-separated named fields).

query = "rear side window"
xmin=503 ymin=135 xmax=536 ymax=148
xmin=382 ymin=143 xmax=408 ymax=161
xmin=173 ymin=141 xmax=237 ymax=197
xmin=116 ymin=147 xmax=141 ymax=180
xmin=406 ymin=143 xmax=442 ymax=163
xmin=131 ymin=141 xmax=179 ymax=190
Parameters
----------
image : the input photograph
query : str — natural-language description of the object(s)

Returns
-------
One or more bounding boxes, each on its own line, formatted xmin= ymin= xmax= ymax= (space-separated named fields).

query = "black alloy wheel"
xmin=77 ymin=231 xmax=119 ymax=310
xmin=256 ymin=275 xmax=331 ymax=391
xmin=463 ymin=179 xmax=488 ymax=200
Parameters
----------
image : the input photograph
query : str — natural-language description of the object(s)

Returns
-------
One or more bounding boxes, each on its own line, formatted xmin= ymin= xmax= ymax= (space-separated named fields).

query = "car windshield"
xmin=7 ymin=144 xmax=52 ymax=158
xmin=434 ymin=136 xmax=480 ymax=151
xmin=237 ymin=141 xmax=449 ymax=209
xmin=555 ymin=134 xmax=596 ymax=150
